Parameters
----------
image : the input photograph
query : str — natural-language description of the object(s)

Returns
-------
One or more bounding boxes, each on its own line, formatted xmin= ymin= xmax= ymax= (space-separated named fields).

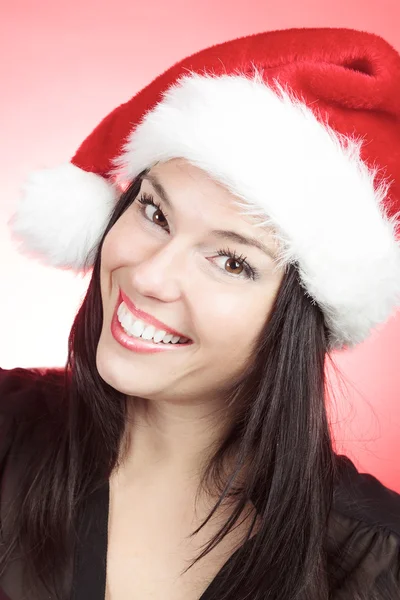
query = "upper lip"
xmin=119 ymin=289 xmax=190 ymax=340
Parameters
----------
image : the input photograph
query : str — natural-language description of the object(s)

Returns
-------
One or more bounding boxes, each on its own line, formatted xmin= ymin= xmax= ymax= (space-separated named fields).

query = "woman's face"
xmin=97 ymin=158 xmax=284 ymax=404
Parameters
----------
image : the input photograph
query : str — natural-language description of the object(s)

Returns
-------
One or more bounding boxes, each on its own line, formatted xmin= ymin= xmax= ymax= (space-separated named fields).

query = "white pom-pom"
xmin=9 ymin=163 xmax=119 ymax=270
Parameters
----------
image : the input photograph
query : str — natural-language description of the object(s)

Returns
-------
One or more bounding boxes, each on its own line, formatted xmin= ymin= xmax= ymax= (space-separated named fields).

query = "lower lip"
xmin=111 ymin=304 xmax=193 ymax=354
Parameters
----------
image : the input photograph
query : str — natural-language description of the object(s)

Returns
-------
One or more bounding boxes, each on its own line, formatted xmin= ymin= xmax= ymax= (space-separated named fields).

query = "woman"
xmin=1 ymin=26 xmax=400 ymax=600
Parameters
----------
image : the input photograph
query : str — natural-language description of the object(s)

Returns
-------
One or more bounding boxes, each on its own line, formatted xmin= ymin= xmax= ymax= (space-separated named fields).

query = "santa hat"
xmin=9 ymin=27 xmax=400 ymax=350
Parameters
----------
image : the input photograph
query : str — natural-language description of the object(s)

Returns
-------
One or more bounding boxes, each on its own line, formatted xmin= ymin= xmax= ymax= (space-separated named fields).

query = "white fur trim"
xmin=10 ymin=163 xmax=118 ymax=270
xmin=111 ymin=71 xmax=400 ymax=349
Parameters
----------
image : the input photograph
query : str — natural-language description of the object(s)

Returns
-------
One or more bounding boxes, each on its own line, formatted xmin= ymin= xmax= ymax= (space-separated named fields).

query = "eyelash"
xmin=137 ymin=190 xmax=170 ymax=223
xmin=137 ymin=192 xmax=260 ymax=281
xmin=215 ymin=247 xmax=259 ymax=280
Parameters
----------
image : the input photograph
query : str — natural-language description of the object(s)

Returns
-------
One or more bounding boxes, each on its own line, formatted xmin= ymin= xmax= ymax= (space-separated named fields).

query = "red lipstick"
xmin=119 ymin=289 xmax=188 ymax=339
xmin=110 ymin=290 xmax=192 ymax=354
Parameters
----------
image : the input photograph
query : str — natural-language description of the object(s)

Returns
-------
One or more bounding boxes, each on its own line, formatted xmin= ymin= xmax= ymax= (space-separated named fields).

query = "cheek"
xmin=199 ymin=292 xmax=267 ymax=355
xmin=100 ymin=220 xmax=135 ymax=306
xmin=101 ymin=221 xmax=128 ymax=273
xmin=194 ymin=292 xmax=267 ymax=385
xmin=101 ymin=210 xmax=150 ymax=273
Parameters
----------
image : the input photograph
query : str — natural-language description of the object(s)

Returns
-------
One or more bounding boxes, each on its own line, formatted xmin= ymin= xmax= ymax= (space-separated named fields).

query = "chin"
xmin=95 ymin=337 xmax=137 ymax=396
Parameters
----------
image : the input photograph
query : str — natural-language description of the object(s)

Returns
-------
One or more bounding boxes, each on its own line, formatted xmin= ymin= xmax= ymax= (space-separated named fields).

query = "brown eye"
xmin=149 ymin=205 xmax=168 ymax=229
xmin=224 ymin=257 xmax=244 ymax=275
xmin=144 ymin=204 xmax=168 ymax=229
xmin=138 ymin=193 xmax=169 ymax=230
xmin=213 ymin=248 xmax=258 ymax=280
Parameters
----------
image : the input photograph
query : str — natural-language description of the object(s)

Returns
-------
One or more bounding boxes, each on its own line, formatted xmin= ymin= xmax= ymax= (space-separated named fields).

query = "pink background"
xmin=1 ymin=1 xmax=400 ymax=490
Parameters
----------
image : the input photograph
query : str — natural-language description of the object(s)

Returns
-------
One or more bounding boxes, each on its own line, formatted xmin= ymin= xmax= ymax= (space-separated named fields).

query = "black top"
xmin=0 ymin=366 xmax=399 ymax=599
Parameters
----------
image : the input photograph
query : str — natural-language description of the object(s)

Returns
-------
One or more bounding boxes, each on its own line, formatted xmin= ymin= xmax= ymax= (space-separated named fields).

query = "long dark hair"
xmin=1 ymin=173 xmax=341 ymax=599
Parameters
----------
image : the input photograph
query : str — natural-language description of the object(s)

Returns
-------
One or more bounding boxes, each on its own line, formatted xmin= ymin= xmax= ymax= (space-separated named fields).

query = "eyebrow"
xmin=142 ymin=173 xmax=173 ymax=209
xmin=210 ymin=230 xmax=276 ymax=259
xmin=142 ymin=172 xmax=276 ymax=259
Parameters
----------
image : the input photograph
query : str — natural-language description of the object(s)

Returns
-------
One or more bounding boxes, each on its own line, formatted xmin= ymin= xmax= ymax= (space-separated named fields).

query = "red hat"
xmin=9 ymin=27 xmax=400 ymax=350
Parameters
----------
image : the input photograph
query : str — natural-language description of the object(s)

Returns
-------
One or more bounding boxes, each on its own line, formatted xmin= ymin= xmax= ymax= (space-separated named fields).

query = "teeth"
xmin=142 ymin=325 xmax=156 ymax=340
xmin=117 ymin=302 xmax=190 ymax=345
xmin=153 ymin=329 xmax=166 ymax=343
xmin=122 ymin=310 xmax=133 ymax=330
xmin=131 ymin=320 xmax=145 ymax=337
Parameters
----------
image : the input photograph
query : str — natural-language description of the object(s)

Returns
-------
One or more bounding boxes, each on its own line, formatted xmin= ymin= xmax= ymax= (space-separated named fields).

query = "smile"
xmin=110 ymin=290 xmax=193 ymax=354
xmin=117 ymin=301 xmax=189 ymax=344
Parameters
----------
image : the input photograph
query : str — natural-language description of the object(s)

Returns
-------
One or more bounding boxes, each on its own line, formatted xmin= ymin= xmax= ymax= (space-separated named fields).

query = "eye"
xmin=137 ymin=192 xmax=169 ymax=231
xmin=213 ymin=248 xmax=260 ymax=281
xmin=137 ymin=194 xmax=259 ymax=281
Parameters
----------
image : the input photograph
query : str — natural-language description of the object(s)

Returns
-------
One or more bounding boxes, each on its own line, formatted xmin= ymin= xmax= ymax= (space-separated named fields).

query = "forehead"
xmin=145 ymin=159 xmax=280 ymax=250
xmin=148 ymin=158 xmax=240 ymax=209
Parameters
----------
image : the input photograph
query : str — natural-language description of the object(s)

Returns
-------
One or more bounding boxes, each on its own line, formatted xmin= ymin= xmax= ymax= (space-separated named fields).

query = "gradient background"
xmin=1 ymin=1 xmax=400 ymax=491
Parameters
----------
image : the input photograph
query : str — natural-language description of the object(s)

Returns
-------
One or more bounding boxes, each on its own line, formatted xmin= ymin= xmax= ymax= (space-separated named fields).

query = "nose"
xmin=128 ymin=239 xmax=188 ymax=302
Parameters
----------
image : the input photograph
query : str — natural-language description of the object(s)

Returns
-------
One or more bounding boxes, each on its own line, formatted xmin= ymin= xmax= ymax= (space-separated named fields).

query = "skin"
xmin=97 ymin=158 xmax=285 ymax=598
xmin=97 ymin=157 xmax=284 ymax=481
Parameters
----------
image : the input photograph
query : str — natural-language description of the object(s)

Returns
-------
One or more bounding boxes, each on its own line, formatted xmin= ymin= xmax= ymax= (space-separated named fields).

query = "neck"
xmin=116 ymin=394 xmax=234 ymax=490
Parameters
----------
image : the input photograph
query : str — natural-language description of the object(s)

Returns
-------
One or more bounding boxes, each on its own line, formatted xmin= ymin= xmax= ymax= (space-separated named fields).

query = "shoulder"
xmin=333 ymin=453 xmax=400 ymax=539
xmin=0 ymin=367 xmax=66 ymax=464
xmin=328 ymin=454 xmax=400 ymax=597
xmin=0 ymin=366 xmax=66 ymax=419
